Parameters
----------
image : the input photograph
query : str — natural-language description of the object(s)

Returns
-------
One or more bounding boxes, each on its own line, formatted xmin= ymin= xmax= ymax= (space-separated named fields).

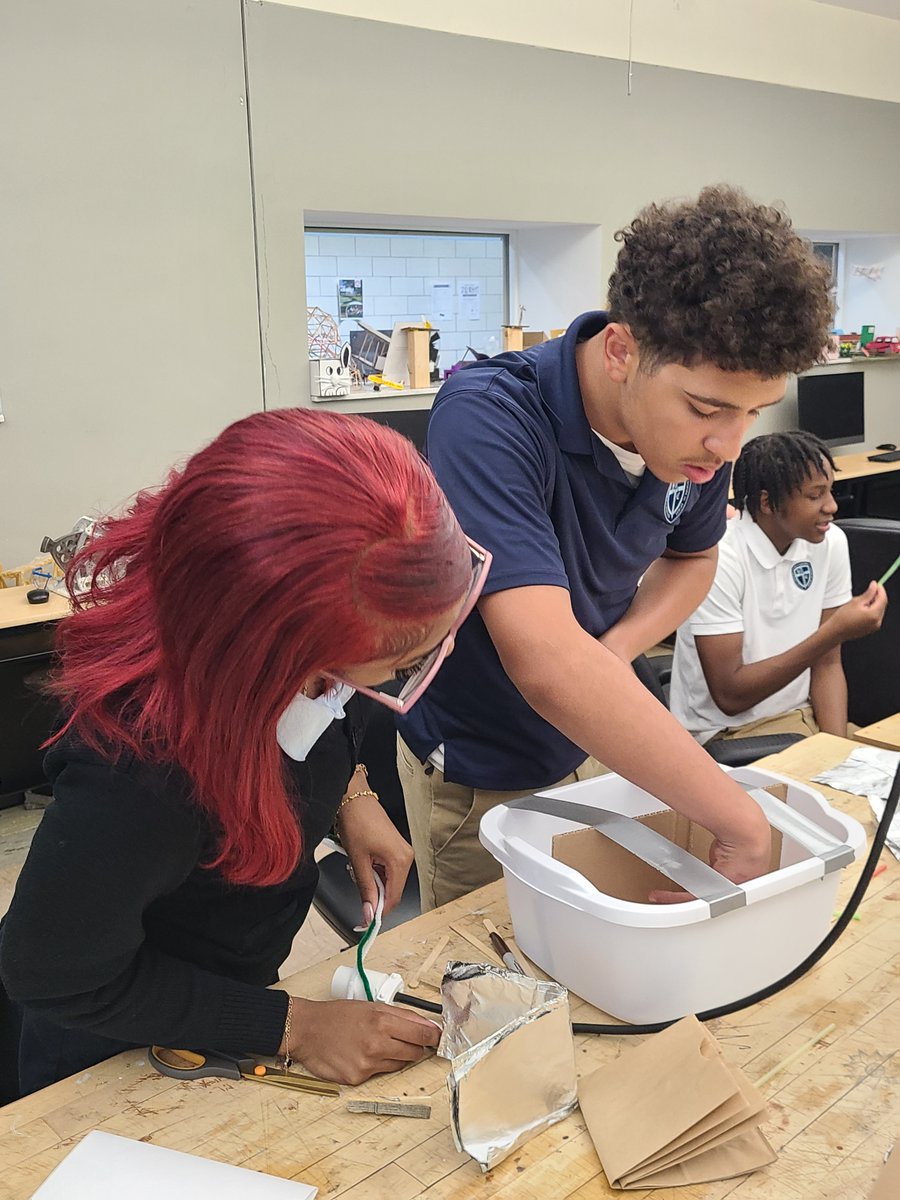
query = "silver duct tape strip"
xmin=439 ymin=963 xmax=578 ymax=1172
xmin=507 ymin=794 xmax=746 ymax=916
xmin=741 ymin=786 xmax=855 ymax=874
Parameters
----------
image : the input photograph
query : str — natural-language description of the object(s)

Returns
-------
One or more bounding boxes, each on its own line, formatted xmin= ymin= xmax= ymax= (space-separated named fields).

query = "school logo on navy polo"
xmin=664 ymin=481 xmax=693 ymax=523
xmin=792 ymin=562 xmax=813 ymax=590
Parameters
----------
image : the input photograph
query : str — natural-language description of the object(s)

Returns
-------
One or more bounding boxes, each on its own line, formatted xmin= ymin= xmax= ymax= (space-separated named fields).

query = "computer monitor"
xmin=796 ymin=370 xmax=864 ymax=449
xmin=358 ymin=408 xmax=431 ymax=453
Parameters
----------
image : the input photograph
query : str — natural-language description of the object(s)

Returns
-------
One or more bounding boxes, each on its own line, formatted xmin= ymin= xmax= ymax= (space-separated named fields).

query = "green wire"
xmin=878 ymin=551 xmax=900 ymax=589
xmin=356 ymin=914 xmax=377 ymax=1001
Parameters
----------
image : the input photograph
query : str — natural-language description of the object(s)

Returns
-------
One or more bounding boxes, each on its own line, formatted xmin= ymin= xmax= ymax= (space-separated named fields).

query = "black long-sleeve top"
xmin=0 ymin=697 xmax=367 ymax=1056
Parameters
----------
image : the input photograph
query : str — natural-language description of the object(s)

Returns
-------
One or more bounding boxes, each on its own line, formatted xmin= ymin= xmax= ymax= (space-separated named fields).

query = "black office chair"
xmin=312 ymin=693 xmax=421 ymax=945
xmin=837 ymin=517 xmax=900 ymax=726
xmin=0 ymin=621 xmax=59 ymax=809
xmin=631 ymin=654 xmax=804 ymax=767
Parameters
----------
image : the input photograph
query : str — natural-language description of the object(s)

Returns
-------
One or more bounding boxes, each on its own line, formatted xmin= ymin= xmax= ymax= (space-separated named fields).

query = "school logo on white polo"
xmin=664 ymin=481 xmax=693 ymax=523
xmin=792 ymin=561 xmax=813 ymax=590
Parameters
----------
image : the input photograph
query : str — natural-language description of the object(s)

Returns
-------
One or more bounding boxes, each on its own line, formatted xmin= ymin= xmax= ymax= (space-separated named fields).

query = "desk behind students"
xmin=833 ymin=451 xmax=900 ymax=483
xmin=854 ymin=712 xmax=900 ymax=753
xmin=0 ymin=589 xmax=70 ymax=807
xmin=2 ymin=733 xmax=897 ymax=1199
xmin=829 ymin=451 xmax=900 ymax=520
xmin=730 ymin=450 xmax=900 ymax=514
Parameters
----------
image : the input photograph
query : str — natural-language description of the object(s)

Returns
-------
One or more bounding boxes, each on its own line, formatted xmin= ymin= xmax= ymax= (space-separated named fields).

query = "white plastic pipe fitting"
xmin=331 ymin=965 xmax=405 ymax=1004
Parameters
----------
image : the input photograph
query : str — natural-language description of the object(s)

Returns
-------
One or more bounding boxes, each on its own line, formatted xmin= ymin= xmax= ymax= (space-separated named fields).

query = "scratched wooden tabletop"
xmin=2 ymin=733 xmax=898 ymax=1199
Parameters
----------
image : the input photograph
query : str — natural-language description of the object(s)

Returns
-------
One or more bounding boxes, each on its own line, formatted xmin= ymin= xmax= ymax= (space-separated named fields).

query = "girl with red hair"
xmin=0 ymin=408 xmax=488 ymax=1099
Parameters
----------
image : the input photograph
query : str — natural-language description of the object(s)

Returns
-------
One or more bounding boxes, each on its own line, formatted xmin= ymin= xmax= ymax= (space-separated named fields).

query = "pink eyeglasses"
xmin=328 ymin=537 xmax=492 ymax=714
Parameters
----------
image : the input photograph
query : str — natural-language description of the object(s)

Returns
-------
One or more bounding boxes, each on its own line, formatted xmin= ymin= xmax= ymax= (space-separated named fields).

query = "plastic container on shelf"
xmin=478 ymin=765 xmax=866 ymax=1024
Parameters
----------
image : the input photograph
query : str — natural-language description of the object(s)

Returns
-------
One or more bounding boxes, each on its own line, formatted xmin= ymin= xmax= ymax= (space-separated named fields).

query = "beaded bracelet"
xmin=336 ymin=762 xmax=379 ymax=816
xmin=336 ymin=786 xmax=379 ymax=815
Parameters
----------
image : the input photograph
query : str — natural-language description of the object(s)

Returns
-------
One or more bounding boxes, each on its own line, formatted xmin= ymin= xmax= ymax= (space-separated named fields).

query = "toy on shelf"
xmin=502 ymin=328 xmax=547 ymax=352
xmin=820 ymin=333 xmax=842 ymax=363
xmin=863 ymin=335 xmax=900 ymax=357
xmin=351 ymin=322 xmax=391 ymax=379
xmin=445 ymin=346 xmax=490 ymax=379
xmin=0 ymin=556 xmax=62 ymax=590
xmin=309 ymin=343 xmax=352 ymax=398
xmin=306 ymin=306 xmax=342 ymax=360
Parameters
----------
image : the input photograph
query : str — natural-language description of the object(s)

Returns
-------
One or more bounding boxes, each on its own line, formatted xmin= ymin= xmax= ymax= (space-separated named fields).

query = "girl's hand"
xmin=336 ymin=781 xmax=414 ymax=925
xmin=287 ymin=997 xmax=440 ymax=1086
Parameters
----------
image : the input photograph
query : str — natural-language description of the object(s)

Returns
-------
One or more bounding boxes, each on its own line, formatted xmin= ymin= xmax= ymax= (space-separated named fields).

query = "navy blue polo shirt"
xmin=397 ymin=311 xmax=730 ymax=790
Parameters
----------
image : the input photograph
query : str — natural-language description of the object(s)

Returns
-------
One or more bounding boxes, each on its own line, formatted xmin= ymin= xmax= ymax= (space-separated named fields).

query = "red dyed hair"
xmin=54 ymin=409 xmax=472 ymax=886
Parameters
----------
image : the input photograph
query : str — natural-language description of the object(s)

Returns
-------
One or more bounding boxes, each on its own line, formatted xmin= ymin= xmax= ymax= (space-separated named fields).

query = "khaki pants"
xmin=710 ymin=705 xmax=819 ymax=742
xmin=397 ymin=736 xmax=607 ymax=911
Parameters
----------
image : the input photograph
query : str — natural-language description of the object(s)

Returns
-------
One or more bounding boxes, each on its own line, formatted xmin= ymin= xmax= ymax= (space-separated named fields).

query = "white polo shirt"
xmin=670 ymin=512 xmax=852 ymax=743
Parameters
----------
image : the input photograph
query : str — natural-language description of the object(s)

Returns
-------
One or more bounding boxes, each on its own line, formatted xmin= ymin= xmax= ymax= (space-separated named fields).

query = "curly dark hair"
xmin=607 ymin=185 xmax=833 ymax=377
xmin=733 ymin=431 xmax=835 ymax=518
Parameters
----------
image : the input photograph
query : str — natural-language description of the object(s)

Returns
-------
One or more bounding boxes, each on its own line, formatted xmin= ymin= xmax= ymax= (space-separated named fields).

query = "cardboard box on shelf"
xmin=502 ymin=326 xmax=547 ymax=352
xmin=406 ymin=326 xmax=432 ymax=389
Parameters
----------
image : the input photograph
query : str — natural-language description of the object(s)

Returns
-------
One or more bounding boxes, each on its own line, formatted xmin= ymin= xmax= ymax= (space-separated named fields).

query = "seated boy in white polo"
xmin=670 ymin=431 xmax=887 ymax=743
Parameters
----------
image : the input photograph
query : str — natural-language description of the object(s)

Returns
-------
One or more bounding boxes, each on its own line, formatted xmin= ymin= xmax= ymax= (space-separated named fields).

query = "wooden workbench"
xmin=854 ymin=714 xmax=900 ymax=754
xmin=2 ymin=733 xmax=898 ymax=1198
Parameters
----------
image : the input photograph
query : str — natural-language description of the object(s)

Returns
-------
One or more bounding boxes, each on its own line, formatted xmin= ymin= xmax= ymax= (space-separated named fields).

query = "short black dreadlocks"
xmin=733 ymin=431 xmax=835 ymax=518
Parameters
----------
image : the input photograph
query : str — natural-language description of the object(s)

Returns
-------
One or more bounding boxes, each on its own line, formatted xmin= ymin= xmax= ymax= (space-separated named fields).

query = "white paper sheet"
xmin=429 ymin=279 xmax=453 ymax=320
xmin=32 ymin=1130 xmax=317 ymax=1199
xmin=458 ymin=280 xmax=481 ymax=321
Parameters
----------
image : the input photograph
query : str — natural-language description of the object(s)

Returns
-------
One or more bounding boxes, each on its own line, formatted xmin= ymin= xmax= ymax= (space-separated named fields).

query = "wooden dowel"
xmin=407 ymin=933 xmax=449 ymax=990
xmin=448 ymin=922 xmax=505 ymax=967
xmin=756 ymin=1023 xmax=837 ymax=1086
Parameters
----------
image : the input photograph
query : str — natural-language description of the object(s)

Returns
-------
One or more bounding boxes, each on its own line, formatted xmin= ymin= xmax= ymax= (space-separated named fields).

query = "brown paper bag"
xmin=630 ymin=1128 xmax=777 ymax=1187
xmin=869 ymin=1144 xmax=899 ymax=1199
xmin=578 ymin=1016 xmax=775 ymax=1188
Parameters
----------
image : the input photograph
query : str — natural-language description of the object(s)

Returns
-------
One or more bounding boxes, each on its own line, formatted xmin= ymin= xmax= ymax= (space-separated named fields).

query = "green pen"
xmin=878 ymin=551 xmax=900 ymax=588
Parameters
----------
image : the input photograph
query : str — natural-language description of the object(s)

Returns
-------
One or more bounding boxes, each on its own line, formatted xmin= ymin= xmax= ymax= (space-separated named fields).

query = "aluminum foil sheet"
xmin=438 ymin=962 xmax=577 ymax=1172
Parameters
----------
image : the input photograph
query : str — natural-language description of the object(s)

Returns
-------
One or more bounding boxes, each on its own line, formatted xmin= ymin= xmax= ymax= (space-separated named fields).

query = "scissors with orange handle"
xmin=149 ymin=1045 xmax=339 ymax=1096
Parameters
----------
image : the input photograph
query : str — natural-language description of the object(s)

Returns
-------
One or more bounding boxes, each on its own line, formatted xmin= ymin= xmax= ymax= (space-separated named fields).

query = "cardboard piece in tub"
xmin=578 ymin=1014 xmax=777 ymax=1188
xmin=551 ymin=784 xmax=788 ymax=904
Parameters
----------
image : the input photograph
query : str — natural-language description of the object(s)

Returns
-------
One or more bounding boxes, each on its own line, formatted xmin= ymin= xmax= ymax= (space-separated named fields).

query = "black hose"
xmin=397 ymin=762 xmax=900 ymax=1035
xmin=396 ymin=991 xmax=441 ymax=1013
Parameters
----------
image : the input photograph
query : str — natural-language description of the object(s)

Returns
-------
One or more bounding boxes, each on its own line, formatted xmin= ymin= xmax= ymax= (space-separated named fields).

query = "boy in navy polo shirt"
xmin=397 ymin=185 xmax=834 ymax=910
xmin=670 ymin=432 xmax=887 ymax=744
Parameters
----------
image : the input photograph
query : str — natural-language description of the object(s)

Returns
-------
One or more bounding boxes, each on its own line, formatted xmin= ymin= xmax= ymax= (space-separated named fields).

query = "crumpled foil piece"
xmin=438 ymin=962 xmax=577 ymax=1172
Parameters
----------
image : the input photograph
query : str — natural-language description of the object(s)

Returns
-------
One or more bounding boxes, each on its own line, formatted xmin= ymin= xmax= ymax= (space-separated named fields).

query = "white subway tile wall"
xmin=305 ymin=230 xmax=508 ymax=372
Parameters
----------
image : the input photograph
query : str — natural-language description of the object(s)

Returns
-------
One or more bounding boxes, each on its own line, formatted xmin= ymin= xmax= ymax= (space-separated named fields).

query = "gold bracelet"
xmin=281 ymin=996 xmax=294 ymax=1071
xmin=337 ymin=787 xmax=379 ymax=815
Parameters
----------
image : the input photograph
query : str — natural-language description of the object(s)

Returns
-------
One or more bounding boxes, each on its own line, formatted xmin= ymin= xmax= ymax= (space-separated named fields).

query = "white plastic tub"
xmin=478 ymin=766 xmax=866 ymax=1023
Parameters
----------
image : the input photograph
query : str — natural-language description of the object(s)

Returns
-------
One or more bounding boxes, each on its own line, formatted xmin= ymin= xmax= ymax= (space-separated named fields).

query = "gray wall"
xmin=3 ymin=1 xmax=900 ymax=564
xmin=245 ymin=5 xmax=900 ymax=409
xmin=0 ymin=0 xmax=263 ymax=566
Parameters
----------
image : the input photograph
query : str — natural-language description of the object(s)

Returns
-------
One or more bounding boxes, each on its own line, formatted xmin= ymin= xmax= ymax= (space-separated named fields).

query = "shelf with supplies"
xmin=309 ymin=386 xmax=439 ymax=415
xmin=809 ymin=355 xmax=900 ymax=368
